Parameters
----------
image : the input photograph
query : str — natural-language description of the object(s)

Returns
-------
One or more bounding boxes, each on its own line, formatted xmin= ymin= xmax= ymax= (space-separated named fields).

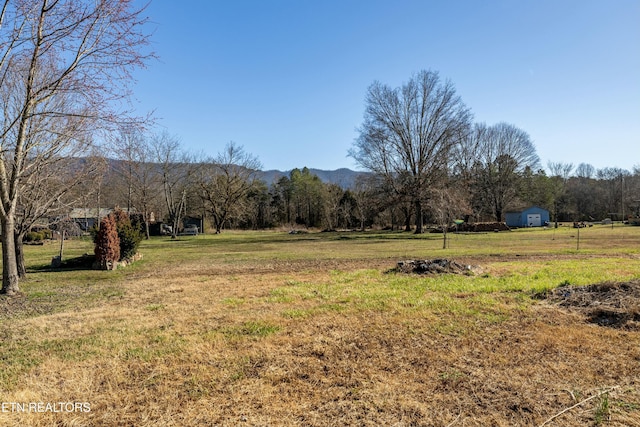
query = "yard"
xmin=1 ymin=225 xmax=639 ymax=426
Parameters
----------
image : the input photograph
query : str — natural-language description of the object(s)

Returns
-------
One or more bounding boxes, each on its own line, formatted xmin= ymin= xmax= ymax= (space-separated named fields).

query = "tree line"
xmin=349 ymin=70 xmax=640 ymax=233
xmin=92 ymin=72 xmax=640 ymax=238
xmin=96 ymin=131 xmax=640 ymax=236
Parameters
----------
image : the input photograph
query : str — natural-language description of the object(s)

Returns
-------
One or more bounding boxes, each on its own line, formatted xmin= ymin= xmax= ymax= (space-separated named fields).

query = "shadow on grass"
xmin=3 ymin=253 xmax=125 ymax=320
xmin=28 ymin=254 xmax=95 ymax=273
xmin=328 ymin=230 xmax=438 ymax=241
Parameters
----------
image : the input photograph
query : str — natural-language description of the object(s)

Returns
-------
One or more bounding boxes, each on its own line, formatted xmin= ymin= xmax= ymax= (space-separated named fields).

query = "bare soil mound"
xmin=548 ymin=280 xmax=640 ymax=329
xmin=393 ymin=258 xmax=477 ymax=275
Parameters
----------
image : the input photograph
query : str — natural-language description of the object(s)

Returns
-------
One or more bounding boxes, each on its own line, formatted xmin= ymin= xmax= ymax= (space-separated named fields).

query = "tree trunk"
xmin=494 ymin=196 xmax=503 ymax=222
xmin=390 ymin=207 xmax=396 ymax=231
xmin=144 ymin=216 xmax=150 ymax=240
xmin=141 ymin=209 xmax=150 ymax=239
xmin=15 ymin=231 xmax=27 ymax=279
xmin=1 ymin=216 xmax=20 ymax=295
xmin=402 ymin=206 xmax=411 ymax=231
xmin=414 ymin=200 xmax=423 ymax=234
xmin=214 ymin=215 xmax=223 ymax=234
xmin=170 ymin=214 xmax=179 ymax=239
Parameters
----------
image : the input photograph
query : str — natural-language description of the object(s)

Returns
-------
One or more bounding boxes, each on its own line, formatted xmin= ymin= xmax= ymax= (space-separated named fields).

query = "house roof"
xmin=505 ymin=205 xmax=549 ymax=214
xmin=68 ymin=207 xmax=137 ymax=219
xmin=69 ymin=208 xmax=113 ymax=219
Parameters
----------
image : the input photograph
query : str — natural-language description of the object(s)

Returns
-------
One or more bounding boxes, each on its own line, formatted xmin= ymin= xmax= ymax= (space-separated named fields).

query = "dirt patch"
xmin=392 ymin=258 xmax=479 ymax=275
xmin=547 ymin=280 xmax=640 ymax=329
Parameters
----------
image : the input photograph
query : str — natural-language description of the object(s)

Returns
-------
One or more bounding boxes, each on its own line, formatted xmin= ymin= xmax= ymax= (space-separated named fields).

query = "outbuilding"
xmin=505 ymin=206 xmax=550 ymax=228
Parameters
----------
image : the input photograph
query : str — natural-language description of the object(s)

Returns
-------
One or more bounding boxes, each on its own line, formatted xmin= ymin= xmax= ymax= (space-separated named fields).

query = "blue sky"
xmin=131 ymin=0 xmax=639 ymax=173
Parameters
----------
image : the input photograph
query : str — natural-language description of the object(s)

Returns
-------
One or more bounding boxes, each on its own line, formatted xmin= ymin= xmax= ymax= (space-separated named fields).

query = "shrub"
xmin=24 ymin=231 xmax=44 ymax=242
xmin=92 ymin=209 xmax=143 ymax=266
xmin=111 ymin=208 xmax=130 ymax=227
xmin=130 ymin=213 xmax=145 ymax=232
xmin=118 ymin=221 xmax=143 ymax=260
xmin=94 ymin=214 xmax=120 ymax=269
xmin=112 ymin=208 xmax=143 ymax=260
xmin=89 ymin=224 xmax=99 ymax=242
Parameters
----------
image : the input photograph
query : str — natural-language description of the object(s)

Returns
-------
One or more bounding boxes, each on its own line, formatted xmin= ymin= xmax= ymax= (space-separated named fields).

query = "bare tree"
xmin=110 ymin=129 xmax=139 ymax=213
xmin=568 ymin=163 xmax=597 ymax=220
xmin=350 ymin=70 xmax=472 ymax=233
xmin=470 ymin=122 xmax=540 ymax=221
xmin=548 ymin=161 xmax=574 ymax=225
xmin=323 ymin=183 xmax=343 ymax=231
xmin=15 ymin=156 xmax=102 ymax=277
xmin=150 ymin=132 xmax=192 ymax=239
xmin=0 ymin=0 xmax=152 ymax=294
xmin=196 ymin=142 xmax=262 ymax=234
xmin=429 ymin=185 xmax=470 ymax=249
xmin=111 ymin=129 xmax=160 ymax=239
xmin=548 ymin=162 xmax=574 ymax=180
xmin=352 ymin=175 xmax=380 ymax=231
xmin=575 ymin=163 xmax=595 ymax=180
xmin=597 ymin=167 xmax=629 ymax=221
xmin=452 ymin=123 xmax=486 ymax=221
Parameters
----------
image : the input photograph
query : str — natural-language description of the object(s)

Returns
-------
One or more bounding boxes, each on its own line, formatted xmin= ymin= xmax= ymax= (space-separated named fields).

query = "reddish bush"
xmin=111 ymin=207 xmax=129 ymax=226
xmin=94 ymin=214 xmax=120 ymax=270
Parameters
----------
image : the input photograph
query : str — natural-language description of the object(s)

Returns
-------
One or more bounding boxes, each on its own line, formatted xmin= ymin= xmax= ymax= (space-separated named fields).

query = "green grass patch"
xmin=39 ymin=335 xmax=102 ymax=361
xmin=281 ymin=308 xmax=312 ymax=319
xmin=221 ymin=321 xmax=281 ymax=338
xmin=221 ymin=297 xmax=245 ymax=307
xmin=0 ymin=341 xmax=43 ymax=390
xmin=267 ymin=288 xmax=294 ymax=303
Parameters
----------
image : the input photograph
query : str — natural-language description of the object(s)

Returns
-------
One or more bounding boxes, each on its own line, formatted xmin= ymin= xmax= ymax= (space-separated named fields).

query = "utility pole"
xmin=621 ymin=175 xmax=625 ymax=222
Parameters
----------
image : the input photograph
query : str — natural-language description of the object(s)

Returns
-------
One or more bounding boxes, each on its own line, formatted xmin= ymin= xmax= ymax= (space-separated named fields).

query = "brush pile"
xmin=394 ymin=258 xmax=476 ymax=275
xmin=548 ymin=280 xmax=640 ymax=329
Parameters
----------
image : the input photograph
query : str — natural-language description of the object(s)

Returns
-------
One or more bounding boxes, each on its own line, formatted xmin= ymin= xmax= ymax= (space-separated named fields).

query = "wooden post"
xmin=59 ymin=230 xmax=65 ymax=259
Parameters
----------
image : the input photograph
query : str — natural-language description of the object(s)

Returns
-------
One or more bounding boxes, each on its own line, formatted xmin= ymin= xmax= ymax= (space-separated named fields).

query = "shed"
xmin=505 ymin=206 xmax=550 ymax=228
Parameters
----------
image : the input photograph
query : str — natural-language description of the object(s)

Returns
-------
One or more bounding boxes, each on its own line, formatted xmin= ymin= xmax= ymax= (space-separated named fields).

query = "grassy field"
xmin=1 ymin=224 xmax=640 ymax=426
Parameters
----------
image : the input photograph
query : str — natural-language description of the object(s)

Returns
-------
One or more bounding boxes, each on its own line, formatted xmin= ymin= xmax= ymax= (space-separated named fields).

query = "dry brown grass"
xmin=1 ymin=227 xmax=640 ymax=426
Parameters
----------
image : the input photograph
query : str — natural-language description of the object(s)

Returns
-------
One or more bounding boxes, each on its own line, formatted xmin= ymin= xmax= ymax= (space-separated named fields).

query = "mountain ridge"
xmin=100 ymin=158 xmax=366 ymax=190
xmin=258 ymin=167 xmax=366 ymax=189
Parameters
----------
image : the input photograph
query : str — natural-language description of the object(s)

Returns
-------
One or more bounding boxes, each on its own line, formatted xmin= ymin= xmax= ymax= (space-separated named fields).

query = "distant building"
xmin=68 ymin=207 xmax=146 ymax=231
xmin=505 ymin=206 xmax=550 ymax=228
xmin=69 ymin=208 xmax=114 ymax=231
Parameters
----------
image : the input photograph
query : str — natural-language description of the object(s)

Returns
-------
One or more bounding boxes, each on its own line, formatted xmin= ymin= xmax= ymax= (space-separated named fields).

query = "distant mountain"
xmin=74 ymin=158 xmax=368 ymax=190
xmin=258 ymin=168 xmax=367 ymax=189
